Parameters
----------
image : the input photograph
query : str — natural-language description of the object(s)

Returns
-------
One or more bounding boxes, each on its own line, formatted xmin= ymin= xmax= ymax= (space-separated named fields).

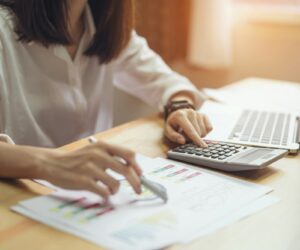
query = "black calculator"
xmin=167 ymin=140 xmax=287 ymax=171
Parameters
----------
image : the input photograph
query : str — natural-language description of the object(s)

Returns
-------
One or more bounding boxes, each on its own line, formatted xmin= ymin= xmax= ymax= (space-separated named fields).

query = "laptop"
xmin=200 ymin=101 xmax=300 ymax=153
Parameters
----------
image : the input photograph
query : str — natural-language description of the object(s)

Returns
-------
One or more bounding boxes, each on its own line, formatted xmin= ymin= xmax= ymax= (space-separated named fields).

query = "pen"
xmin=88 ymin=136 xmax=168 ymax=203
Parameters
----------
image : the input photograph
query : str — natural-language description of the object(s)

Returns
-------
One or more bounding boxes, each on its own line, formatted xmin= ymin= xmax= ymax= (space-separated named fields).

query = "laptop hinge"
xmin=296 ymin=117 xmax=300 ymax=145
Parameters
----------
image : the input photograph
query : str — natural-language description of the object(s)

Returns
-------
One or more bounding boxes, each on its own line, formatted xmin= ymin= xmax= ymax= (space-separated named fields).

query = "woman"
xmin=0 ymin=0 xmax=212 ymax=198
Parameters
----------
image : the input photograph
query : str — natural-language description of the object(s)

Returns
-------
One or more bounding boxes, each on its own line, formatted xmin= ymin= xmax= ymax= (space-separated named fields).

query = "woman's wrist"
xmin=164 ymin=100 xmax=195 ymax=121
xmin=0 ymin=143 xmax=50 ymax=180
xmin=168 ymin=91 xmax=195 ymax=106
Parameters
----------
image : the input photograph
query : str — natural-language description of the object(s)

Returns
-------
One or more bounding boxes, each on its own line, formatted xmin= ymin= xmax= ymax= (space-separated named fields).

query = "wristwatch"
xmin=164 ymin=100 xmax=195 ymax=120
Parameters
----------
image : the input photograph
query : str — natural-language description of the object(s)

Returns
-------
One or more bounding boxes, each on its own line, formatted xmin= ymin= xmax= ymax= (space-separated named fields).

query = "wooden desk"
xmin=1 ymin=93 xmax=300 ymax=250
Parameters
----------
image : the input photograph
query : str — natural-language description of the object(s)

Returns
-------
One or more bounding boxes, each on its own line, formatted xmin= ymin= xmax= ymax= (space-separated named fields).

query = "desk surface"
xmin=1 ymin=82 xmax=300 ymax=250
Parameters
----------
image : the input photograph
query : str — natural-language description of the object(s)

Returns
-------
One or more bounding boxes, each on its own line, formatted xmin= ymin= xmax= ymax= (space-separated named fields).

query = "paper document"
xmin=12 ymin=155 xmax=276 ymax=250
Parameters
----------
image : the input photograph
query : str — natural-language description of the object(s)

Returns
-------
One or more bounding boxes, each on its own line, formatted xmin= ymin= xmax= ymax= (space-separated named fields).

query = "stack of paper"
xmin=12 ymin=155 xmax=279 ymax=250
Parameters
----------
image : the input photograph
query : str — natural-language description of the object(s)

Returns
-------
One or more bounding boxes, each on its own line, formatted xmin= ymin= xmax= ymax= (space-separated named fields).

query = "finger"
xmin=80 ymin=177 xmax=111 ymax=199
xmin=188 ymin=111 xmax=204 ymax=138
xmin=82 ymin=163 xmax=120 ymax=194
xmin=124 ymin=167 xmax=142 ymax=195
xmin=165 ymin=123 xmax=186 ymax=144
xmin=99 ymin=153 xmax=142 ymax=194
xmin=103 ymin=144 xmax=142 ymax=176
xmin=49 ymin=168 xmax=111 ymax=199
xmin=203 ymin=114 xmax=213 ymax=133
xmin=196 ymin=114 xmax=208 ymax=137
xmin=177 ymin=116 xmax=208 ymax=148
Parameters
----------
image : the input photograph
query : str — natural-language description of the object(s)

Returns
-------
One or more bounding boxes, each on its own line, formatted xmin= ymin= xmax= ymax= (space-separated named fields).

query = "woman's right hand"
xmin=35 ymin=141 xmax=142 ymax=199
xmin=0 ymin=140 xmax=142 ymax=199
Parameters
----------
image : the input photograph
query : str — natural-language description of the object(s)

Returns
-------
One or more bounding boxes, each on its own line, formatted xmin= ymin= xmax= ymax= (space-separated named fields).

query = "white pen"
xmin=88 ymin=136 xmax=168 ymax=203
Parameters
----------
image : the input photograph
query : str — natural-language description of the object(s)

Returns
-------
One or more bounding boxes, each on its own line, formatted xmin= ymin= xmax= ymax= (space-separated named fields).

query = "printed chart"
xmin=12 ymin=155 xmax=273 ymax=250
xmin=149 ymin=164 xmax=202 ymax=183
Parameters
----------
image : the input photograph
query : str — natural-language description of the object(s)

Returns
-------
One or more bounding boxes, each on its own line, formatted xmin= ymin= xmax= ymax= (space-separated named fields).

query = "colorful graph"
xmin=177 ymin=172 xmax=202 ymax=182
xmin=149 ymin=164 xmax=175 ymax=175
xmin=64 ymin=202 xmax=103 ymax=218
xmin=49 ymin=181 xmax=161 ymax=224
xmin=49 ymin=195 xmax=114 ymax=224
xmin=79 ymin=206 xmax=115 ymax=223
xmin=112 ymin=210 xmax=177 ymax=246
xmin=148 ymin=164 xmax=202 ymax=183
xmin=164 ymin=168 xmax=188 ymax=178
xmin=50 ymin=197 xmax=86 ymax=212
xmin=48 ymin=165 xmax=203 ymax=225
xmin=122 ymin=180 xmax=159 ymax=203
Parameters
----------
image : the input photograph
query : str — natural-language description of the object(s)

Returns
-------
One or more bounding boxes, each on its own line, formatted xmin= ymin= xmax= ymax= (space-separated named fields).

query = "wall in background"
xmin=231 ymin=20 xmax=300 ymax=83
xmin=134 ymin=1 xmax=300 ymax=88
xmin=135 ymin=0 xmax=191 ymax=61
xmin=171 ymin=19 xmax=300 ymax=89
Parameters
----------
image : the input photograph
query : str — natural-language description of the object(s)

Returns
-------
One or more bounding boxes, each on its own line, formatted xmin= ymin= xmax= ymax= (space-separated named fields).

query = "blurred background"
xmin=114 ymin=0 xmax=300 ymax=125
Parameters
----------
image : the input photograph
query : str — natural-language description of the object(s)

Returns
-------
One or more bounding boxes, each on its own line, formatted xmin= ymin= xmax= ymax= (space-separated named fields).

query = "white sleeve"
xmin=0 ymin=29 xmax=13 ymax=144
xmin=113 ymin=31 xmax=207 ymax=111
xmin=0 ymin=134 xmax=15 ymax=144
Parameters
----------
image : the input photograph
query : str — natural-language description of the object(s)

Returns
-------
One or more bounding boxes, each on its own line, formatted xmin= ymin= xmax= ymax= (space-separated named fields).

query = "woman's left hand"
xmin=164 ymin=109 xmax=213 ymax=147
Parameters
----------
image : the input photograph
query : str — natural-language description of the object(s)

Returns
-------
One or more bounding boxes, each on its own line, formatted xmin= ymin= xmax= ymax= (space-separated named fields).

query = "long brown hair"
xmin=0 ymin=0 xmax=135 ymax=63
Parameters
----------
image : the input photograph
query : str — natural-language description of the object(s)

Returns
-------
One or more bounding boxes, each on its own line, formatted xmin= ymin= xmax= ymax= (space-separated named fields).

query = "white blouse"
xmin=0 ymin=6 xmax=205 ymax=148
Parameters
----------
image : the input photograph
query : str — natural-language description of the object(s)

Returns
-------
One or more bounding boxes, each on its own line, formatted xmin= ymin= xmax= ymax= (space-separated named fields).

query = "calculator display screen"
xmin=231 ymin=149 xmax=273 ymax=164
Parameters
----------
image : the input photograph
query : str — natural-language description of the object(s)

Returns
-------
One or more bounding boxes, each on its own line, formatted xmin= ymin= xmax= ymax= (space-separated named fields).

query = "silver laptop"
xmin=200 ymin=102 xmax=300 ymax=153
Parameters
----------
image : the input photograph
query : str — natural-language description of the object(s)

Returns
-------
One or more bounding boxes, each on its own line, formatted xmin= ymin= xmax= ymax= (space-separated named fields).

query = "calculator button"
xmin=218 ymin=156 xmax=226 ymax=160
xmin=173 ymin=149 xmax=185 ymax=153
xmin=204 ymin=153 xmax=212 ymax=157
xmin=211 ymin=154 xmax=219 ymax=158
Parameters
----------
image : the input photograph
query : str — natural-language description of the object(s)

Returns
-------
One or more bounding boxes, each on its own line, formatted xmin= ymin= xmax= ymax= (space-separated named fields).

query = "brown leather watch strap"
xmin=164 ymin=100 xmax=195 ymax=120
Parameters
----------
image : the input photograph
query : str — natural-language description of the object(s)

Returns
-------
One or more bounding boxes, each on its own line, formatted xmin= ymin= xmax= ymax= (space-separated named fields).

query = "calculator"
xmin=167 ymin=140 xmax=287 ymax=171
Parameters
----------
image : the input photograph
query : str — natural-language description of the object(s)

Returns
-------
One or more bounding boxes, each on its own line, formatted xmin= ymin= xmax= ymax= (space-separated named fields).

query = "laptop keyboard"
xmin=229 ymin=110 xmax=291 ymax=146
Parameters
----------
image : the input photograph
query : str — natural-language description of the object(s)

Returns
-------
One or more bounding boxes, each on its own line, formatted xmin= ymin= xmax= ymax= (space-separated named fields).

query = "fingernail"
xmin=137 ymin=168 xmax=143 ymax=176
xmin=177 ymin=137 xmax=185 ymax=144
xmin=199 ymin=141 xmax=207 ymax=148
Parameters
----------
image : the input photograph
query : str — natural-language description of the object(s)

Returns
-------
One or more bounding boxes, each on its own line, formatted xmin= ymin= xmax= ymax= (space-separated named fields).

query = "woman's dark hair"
xmin=0 ymin=0 xmax=135 ymax=63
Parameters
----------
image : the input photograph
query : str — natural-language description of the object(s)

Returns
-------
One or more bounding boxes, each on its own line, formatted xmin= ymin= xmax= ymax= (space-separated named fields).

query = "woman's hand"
xmin=36 ymin=141 xmax=142 ymax=199
xmin=164 ymin=109 xmax=213 ymax=147
xmin=0 ymin=141 xmax=142 ymax=199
